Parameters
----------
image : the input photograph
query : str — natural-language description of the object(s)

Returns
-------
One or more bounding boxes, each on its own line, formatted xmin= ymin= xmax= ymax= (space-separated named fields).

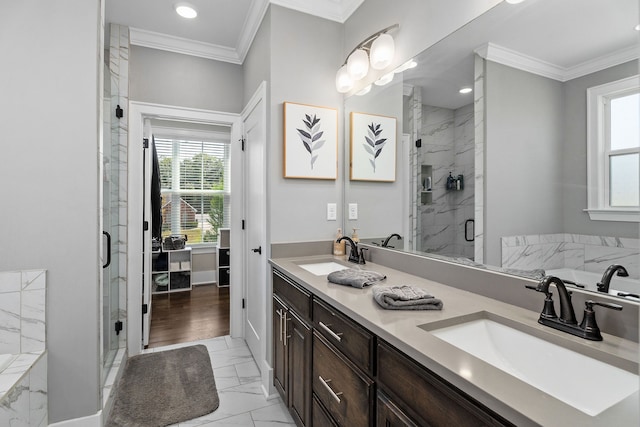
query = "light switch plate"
xmin=348 ymin=203 xmax=358 ymax=220
xmin=327 ymin=203 xmax=337 ymax=220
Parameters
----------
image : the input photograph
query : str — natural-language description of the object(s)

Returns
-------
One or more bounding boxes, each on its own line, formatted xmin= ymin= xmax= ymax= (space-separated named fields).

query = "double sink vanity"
xmin=269 ymin=249 xmax=639 ymax=427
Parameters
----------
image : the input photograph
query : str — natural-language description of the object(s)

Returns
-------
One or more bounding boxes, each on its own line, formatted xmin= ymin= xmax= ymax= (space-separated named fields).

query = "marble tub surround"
xmin=0 ymin=269 xmax=46 ymax=354
xmin=270 ymin=254 xmax=639 ymax=426
xmin=501 ymin=233 xmax=639 ymax=280
xmin=0 ymin=269 xmax=47 ymax=426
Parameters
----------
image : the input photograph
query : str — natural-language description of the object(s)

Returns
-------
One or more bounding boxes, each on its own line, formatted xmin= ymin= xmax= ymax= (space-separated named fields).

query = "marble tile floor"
xmin=142 ymin=335 xmax=295 ymax=427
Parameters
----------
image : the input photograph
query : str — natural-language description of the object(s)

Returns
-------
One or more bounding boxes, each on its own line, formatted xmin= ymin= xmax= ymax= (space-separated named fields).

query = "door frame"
xmin=127 ymin=101 xmax=243 ymax=356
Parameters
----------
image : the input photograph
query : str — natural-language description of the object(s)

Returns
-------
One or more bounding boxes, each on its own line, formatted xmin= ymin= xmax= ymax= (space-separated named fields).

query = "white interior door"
xmin=142 ymin=119 xmax=153 ymax=346
xmin=242 ymin=92 xmax=267 ymax=368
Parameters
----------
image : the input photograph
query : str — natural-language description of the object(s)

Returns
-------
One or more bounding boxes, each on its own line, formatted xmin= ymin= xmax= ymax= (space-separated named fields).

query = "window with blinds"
xmin=154 ymin=137 xmax=230 ymax=244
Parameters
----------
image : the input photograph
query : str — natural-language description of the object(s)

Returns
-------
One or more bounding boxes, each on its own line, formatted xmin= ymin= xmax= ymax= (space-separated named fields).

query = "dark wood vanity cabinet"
xmin=272 ymin=271 xmax=312 ymax=426
xmin=271 ymin=267 xmax=515 ymax=427
xmin=377 ymin=341 xmax=514 ymax=427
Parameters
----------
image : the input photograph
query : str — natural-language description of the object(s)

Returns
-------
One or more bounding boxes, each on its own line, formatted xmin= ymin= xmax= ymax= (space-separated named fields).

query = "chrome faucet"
xmin=382 ymin=233 xmax=402 ymax=248
xmin=337 ymin=236 xmax=363 ymax=264
xmin=596 ymin=264 xmax=629 ymax=293
xmin=526 ymin=275 xmax=622 ymax=341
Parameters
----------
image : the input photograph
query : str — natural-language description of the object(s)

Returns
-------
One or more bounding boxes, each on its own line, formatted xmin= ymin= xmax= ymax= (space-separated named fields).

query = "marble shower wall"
xmin=501 ymin=233 xmax=640 ymax=280
xmin=419 ymin=103 xmax=474 ymax=258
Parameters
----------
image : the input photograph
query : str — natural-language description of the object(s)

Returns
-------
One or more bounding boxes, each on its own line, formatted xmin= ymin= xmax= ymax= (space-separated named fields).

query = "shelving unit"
xmin=217 ymin=228 xmax=230 ymax=288
xmin=151 ymin=247 xmax=192 ymax=294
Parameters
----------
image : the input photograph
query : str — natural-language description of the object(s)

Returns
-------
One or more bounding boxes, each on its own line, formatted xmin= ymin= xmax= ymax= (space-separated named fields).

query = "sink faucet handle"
xmin=358 ymin=247 xmax=368 ymax=265
xmin=579 ymin=300 xmax=624 ymax=341
xmin=586 ymin=300 xmax=623 ymax=311
xmin=525 ymin=284 xmax=557 ymax=319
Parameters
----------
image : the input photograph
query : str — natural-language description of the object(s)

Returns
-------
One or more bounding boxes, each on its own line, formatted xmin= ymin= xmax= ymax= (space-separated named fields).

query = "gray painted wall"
xmin=243 ymin=7 xmax=271 ymax=108
xmin=562 ymin=60 xmax=638 ymax=238
xmin=0 ymin=0 xmax=102 ymax=422
xmin=130 ymin=46 xmax=244 ymax=113
xmin=484 ymin=61 xmax=565 ymax=266
xmin=267 ymin=5 xmax=345 ymax=243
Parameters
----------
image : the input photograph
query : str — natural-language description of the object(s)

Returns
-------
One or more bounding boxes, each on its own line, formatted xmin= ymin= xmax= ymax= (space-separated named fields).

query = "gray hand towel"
xmin=327 ymin=268 xmax=386 ymax=289
xmin=372 ymin=285 xmax=443 ymax=310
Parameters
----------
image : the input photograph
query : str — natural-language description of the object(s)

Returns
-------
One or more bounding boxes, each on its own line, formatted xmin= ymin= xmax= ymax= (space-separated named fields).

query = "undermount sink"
xmin=420 ymin=312 xmax=639 ymax=416
xmin=297 ymin=261 xmax=350 ymax=276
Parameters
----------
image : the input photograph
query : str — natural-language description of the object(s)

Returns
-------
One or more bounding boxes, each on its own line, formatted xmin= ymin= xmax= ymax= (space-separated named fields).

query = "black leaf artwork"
xmin=296 ymin=114 xmax=325 ymax=170
xmin=363 ymin=122 xmax=387 ymax=172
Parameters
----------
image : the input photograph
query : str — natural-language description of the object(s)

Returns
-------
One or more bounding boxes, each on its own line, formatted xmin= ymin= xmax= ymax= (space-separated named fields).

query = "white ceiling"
xmin=105 ymin=0 xmax=364 ymax=64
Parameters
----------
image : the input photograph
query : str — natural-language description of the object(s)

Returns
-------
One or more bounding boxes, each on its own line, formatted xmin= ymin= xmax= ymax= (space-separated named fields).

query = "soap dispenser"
xmin=352 ymin=228 xmax=360 ymax=243
xmin=333 ymin=228 xmax=345 ymax=256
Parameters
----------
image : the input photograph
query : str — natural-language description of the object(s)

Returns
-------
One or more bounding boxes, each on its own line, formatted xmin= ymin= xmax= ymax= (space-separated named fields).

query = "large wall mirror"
xmin=344 ymin=0 xmax=640 ymax=300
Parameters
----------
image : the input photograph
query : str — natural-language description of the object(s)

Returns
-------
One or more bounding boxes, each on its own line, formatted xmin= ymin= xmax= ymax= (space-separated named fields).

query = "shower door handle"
xmin=103 ymin=231 xmax=111 ymax=268
xmin=465 ymin=220 xmax=474 ymax=242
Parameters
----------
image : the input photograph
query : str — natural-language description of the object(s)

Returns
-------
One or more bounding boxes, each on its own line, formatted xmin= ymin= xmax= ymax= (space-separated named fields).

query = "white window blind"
xmin=155 ymin=137 xmax=230 ymax=244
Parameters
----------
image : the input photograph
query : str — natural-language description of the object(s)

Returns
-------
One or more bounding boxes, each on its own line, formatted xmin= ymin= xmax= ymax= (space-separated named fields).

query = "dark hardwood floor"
xmin=147 ymin=284 xmax=230 ymax=349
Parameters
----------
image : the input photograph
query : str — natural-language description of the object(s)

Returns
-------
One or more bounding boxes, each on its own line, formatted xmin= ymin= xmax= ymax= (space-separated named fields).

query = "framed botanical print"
xmin=283 ymin=102 xmax=338 ymax=179
xmin=350 ymin=112 xmax=396 ymax=181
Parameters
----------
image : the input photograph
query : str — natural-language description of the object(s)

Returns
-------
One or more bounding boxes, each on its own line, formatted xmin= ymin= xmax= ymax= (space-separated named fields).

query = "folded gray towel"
xmin=372 ymin=285 xmax=443 ymax=310
xmin=327 ymin=268 xmax=386 ymax=288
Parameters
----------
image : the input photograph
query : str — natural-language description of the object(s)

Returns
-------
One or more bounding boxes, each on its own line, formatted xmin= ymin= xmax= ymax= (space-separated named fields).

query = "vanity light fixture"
xmin=355 ymin=85 xmax=372 ymax=96
xmin=335 ymin=24 xmax=399 ymax=93
xmin=394 ymin=59 xmax=417 ymax=74
xmin=175 ymin=3 xmax=198 ymax=19
xmin=459 ymin=87 xmax=473 ymax=94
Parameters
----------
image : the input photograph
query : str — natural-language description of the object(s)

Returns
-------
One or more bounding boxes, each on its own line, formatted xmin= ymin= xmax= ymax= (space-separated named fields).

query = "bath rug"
xmin=106 ymin=344 xmax=219 ymax=427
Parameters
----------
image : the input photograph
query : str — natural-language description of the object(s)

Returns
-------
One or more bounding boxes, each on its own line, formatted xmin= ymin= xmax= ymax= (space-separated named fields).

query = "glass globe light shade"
xmin=347 ymin=49 xmax=369 ymax=81
xmin=374 ymin=72 xmax=394 ymax=86
xmin=336 ymin=65 xmax=354 ymax=93
xmin=370 ymin=33 xmax=395 ymax=70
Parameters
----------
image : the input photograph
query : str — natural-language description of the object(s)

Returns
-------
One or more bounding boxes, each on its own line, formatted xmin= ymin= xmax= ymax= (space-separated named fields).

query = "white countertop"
xmin=270 ymin=254 xmax=639 ymax=427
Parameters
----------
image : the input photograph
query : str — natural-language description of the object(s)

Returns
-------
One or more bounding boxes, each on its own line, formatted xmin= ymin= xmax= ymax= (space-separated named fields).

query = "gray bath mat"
xmin=106 ymin=344 xmax=219 ymax=427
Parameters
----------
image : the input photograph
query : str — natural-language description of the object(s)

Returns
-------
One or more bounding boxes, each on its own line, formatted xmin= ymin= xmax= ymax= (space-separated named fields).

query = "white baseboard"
xmin=192 ymin=269 xmax=215 ymax=285
xmin=48 ymin=411 xmax=102 ymax=427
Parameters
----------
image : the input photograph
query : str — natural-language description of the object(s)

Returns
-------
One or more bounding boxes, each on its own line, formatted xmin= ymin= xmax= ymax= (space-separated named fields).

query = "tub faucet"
xmin=382 ymin=233 xmax=402 ymax=248
xmin=337 ymin=236 xmax=361 ymax=264
xmin=596 ymin=264 xmax=629 ymax=293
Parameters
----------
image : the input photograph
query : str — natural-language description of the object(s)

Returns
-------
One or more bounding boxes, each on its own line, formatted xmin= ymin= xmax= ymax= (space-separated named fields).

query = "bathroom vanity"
xmin=269 ymin=254 xmax=639 ymax=427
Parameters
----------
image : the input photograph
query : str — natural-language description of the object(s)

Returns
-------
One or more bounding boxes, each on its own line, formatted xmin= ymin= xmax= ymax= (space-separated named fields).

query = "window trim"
xmin=585 ymin=75 xmax=639 ymax=222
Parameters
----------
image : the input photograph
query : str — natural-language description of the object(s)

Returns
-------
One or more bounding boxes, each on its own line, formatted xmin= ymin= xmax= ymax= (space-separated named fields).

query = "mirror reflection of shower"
xmin=408 ymin=87 xmax=475 ymax=260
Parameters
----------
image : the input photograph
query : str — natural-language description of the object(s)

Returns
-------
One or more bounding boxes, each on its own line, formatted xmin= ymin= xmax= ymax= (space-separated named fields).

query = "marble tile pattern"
xmin=0 ymin=269 xmax=47 ymax=427
xmin=501 ymin=233 xmax=639 ymax=280
xmin=473 ymin=54 xmax=485 ymax=263
xmin=408 ymin=86 xmax=422 ymax=251
xmin=419 ymin=102 xmax=475 ymax=258
xmin=139 ymin=336 xmax=295 ymax=427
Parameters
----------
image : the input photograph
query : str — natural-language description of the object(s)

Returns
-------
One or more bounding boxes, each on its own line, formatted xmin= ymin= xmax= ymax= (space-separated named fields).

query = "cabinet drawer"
xmin=273 ymin=270 xmax=311 ymax=321
xmin=312 ymin=394 xmax=338 ymax=427
xmin=218 ymin=248 xmax=230 ymax=266
xmin=313 ymin=332 xmax=373 ymax=427
xmin=377 ymin=341 xmax=513 ymax=427
xmin=313 ymin=298 xmax=374 ymax=373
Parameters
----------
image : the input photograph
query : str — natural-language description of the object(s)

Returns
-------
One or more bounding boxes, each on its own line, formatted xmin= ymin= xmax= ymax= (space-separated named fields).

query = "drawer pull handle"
xmin=276 ymin=309 xmax=284 ymax=342
xmin=318 ymin=376 xmax=343 ymax=403
xmin=318 ymin=321 xmax=343 ymax=342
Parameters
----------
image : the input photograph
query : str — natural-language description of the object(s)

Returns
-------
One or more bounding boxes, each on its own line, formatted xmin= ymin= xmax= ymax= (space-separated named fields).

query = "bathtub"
xmin=547 ymin=268 xmax=640 ymax=301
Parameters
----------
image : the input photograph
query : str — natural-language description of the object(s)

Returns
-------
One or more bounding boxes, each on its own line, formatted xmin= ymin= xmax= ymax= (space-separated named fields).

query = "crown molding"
xmin=270 ymin=0 xmax=364 ymax=23
xmin=236 ymin=0 xmax=271 ymax=63
xmin=475 ymin=42 xmax=639 ymax=82
xmin=130 ymin=27 xmax=242 ymax=64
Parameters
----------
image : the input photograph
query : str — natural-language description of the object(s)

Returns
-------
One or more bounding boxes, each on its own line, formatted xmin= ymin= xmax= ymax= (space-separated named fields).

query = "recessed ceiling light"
xmin=459 ymin=87 xmax=473 ymax=94
xmin=635 ymin=24 xmax=640 ymax=31
xmin=505 ymin=0 xmax=525 ymax=4
xmin=175 ymin=3 xmax=197 ymax=19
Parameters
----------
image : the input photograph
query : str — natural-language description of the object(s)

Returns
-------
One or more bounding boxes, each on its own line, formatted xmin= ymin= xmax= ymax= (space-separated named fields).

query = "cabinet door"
xmin=273 ymin=296 xmax=287 ymax=399
xmin=313 ymin=395 xmax=338 ymax=427
xmin=313 ymin=331 xmax=373 ymax=427
xmin=288 ymin=311 xmax=312 ymax=426
xmin=377 ymin=392 xmax=418 ymax=427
